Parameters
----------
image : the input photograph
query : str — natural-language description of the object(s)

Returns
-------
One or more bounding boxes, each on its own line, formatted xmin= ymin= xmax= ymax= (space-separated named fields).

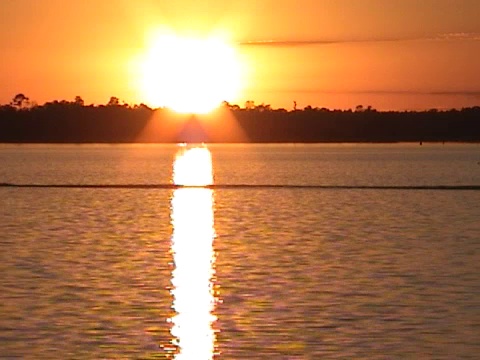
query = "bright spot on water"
xmin=173 ymin=145 xmax=213 ymax=186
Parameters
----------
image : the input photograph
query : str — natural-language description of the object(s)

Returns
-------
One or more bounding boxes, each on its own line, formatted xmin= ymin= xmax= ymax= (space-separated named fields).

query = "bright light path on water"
xmin=169 ymin=145 xmax=217 ymax=359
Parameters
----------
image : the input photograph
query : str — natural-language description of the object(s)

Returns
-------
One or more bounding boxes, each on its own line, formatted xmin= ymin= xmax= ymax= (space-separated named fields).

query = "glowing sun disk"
xmin=140 ymin=33 xmax=243 ymax=114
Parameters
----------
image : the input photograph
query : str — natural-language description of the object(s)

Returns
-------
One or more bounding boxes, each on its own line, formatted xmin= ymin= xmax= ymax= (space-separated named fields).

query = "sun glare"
xmin=139 ymin=31 xmax=243 ymax=114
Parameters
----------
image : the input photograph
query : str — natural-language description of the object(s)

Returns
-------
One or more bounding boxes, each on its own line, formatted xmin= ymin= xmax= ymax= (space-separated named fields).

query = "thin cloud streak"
xmin=255 ymin=89 xmax=480 ymax=97
xmin=238 ymin=32 xmax=480 ymax=47
xmin=239 ymin=40 xmax=341 ymax=47
xmin=341 ymin=90 xmax=480 ymax=97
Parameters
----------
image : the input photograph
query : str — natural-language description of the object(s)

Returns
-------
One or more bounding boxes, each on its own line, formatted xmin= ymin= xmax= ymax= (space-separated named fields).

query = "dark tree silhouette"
xmin=107 ymin=96 xmax=120 ymax=106
xmin=244 ymin=100 xmax=255 ymax=110
xmin=11 ymin=93 xmax=29 ymax=109
xmin=74 ymin=96 xmax=84 ymax=106
xmin=0 ymin=96 xmax=479 ymax=143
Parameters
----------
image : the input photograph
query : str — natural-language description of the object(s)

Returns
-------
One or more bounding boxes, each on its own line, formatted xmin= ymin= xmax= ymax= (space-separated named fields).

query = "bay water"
xmin=0 ymin=143 xmax=479 ymax=359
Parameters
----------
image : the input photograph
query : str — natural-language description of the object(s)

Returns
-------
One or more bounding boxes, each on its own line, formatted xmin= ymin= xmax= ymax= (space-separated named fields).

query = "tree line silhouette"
xmin=1 ymin=94 xmax=479 ymax=143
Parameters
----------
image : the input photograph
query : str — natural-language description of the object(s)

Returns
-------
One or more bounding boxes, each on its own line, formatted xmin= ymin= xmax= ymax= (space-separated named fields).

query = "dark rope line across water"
xmin=1 ymin=183 xmax=480 ymax=191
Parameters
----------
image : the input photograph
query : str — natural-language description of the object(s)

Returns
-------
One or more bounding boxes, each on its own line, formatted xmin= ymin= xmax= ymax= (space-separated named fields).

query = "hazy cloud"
xmin=340 ymin=90 xmax=480 ymax=97
xmin=239 ymin=40 xmax=340 ymax=47
xmin=239 ymin=33 xmax=480 ymax=47
xmin=428 ymin=91 xmax=480 ymax=97
xmin=435 ymin=32 xmax=480 ymax=41
xmin=259 ymin=89 xmax=480 ymax=98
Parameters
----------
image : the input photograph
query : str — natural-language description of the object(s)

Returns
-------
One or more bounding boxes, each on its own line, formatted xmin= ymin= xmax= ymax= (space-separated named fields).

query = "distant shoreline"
xmin=2 ymin=102 xmax=479 ymax=143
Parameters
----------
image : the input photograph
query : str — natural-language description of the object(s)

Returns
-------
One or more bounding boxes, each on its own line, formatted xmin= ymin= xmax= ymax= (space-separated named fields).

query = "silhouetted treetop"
xmin=74 ymin=96 xmax=84 ymax=106
xmin=11 ymin=93 xmax=29 ymax=109
xmin=107 ymin=96 xmax=120 ymax=107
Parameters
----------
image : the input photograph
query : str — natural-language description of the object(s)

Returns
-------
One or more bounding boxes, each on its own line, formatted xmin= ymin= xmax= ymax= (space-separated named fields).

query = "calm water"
xmin=0 ymin=143 xmax=479 ymax=359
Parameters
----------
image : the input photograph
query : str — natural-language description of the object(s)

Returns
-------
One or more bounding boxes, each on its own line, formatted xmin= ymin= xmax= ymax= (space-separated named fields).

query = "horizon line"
xmin=2 ymin=183 xmax=480 ymax=191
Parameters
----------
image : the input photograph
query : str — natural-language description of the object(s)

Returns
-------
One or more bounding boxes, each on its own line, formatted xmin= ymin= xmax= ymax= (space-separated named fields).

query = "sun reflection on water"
xmin=173 ymin=145 xmax=213 ymax=187
xmin=169 ymin=145 xmax=217 ymax=359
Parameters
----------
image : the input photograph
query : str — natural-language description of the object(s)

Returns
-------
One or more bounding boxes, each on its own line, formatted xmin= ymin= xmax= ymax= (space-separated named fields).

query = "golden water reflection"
xmin=169 ymin=145 xmax=217 ymax=359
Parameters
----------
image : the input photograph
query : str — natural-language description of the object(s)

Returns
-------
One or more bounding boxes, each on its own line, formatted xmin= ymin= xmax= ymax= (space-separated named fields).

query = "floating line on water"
xmin=1 ymin=183 xmax=480 ymax=191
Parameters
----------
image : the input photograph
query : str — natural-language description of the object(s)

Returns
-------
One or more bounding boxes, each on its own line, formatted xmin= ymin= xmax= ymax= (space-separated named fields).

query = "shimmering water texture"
xmin=0 ymin=143 xmax=479 ymax=359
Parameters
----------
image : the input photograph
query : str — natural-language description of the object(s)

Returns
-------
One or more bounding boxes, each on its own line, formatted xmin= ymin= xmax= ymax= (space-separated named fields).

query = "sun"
xmin=138 ymin=31 xmax=244 ymax=114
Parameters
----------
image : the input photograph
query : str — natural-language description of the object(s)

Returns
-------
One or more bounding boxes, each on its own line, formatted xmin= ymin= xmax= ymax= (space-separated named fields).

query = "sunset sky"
xmin=1 ymin=0 xmax=480 ymax=111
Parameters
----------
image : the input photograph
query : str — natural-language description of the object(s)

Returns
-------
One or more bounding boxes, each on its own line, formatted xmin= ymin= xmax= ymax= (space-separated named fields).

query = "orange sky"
xmin=1 ymin=0 xmax=480 ymax=110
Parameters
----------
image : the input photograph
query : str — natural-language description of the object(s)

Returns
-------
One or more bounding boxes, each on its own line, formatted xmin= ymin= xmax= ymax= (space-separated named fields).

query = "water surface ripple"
xmin=0 ymin=144 xmax=479 ymax=359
